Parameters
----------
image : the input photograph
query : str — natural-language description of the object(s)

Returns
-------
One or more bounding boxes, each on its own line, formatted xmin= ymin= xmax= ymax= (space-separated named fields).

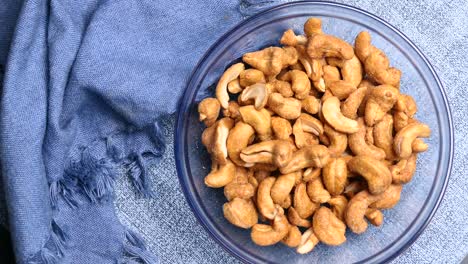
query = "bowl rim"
xmin=174 ymin=1 xmax=454 ymax=263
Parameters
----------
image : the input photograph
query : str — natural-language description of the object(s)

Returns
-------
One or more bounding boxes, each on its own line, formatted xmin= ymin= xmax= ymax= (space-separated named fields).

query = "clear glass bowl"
xmin=175 ymin=2 xmax=453 ymax=263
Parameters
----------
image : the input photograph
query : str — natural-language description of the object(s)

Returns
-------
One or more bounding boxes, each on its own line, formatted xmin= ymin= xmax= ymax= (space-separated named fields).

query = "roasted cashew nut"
xmin=239 ymin=105 xmax=272 ymax=141
xmin=202 ymin=118 xmax=235 ymax=165
xmin=239 ymin=69 xmax=266 ymax=87
xmin=204 ymin=159 xmax=236 ymax=188
xmin=243 ymin=47 xmax=298 ymax=76
xmin=271 ymin=172 xmax=297 ymax=205
xmin=294 ymin=182 xmax=318 ymax=219
xmin=287 ymin=206 xmax=311 ymax=228
xmin=328 ymin=195 xmax=348 ymax=221
xmin=322 ymin=157 xmax=348 ymax=196
xmin=365 ymin=208 xmax=383 ymax=226
xmin=394 ymin=122 xmax=431 ymax=159
xmin=251 ymin=206 xmax=289 ymax=246
xmin=280 ymin=29 xmax=307 ymax=46
xmin=240 ymin=140 xmax=293 ymax=168
xmin=345 ymin=189 xmax=381 ymax=234
xmin=280 ymin=145 xmax=330 ymax=174
xmin=373 ymin=114 xmax=396 ymax=160
xmin=282 ymin=225 xmax=302 ymax=247
xmin=240 ymin=83 xmax=269 ymax=110
xmin=348 ymin=118 xmax=386 ymax=160
xmin=364 ymin=84 xmax=399 ymax=126
xmin=227 ymin=121 xmax=255 ymax=166
xmin=280 ymin=70 xmax=311 ymax=99
xmin=341 ymin=87 xmax=368 ymax=120
xmin=303 ymin=17 xmax=323 ymax=37
xmin=327 ymin=80 xmax=357 ymax=100
xmin=257 ymin=177 xmax=278 ymax=219
xmin=268 ymin=92 xmax=302 ymax=120
xmin=296 ymin=228 xmax=320 ymax=254
xmin=322 ymin=96 xmax=359 ymax=134
xmin=271 ymin=116 xmax=293 ymax=140
xmin=313 ymin=207 xmax=347 ymax=246
xmin=370 ymin=184 xmax=403 ymax=209
xmin=347 ymin=156 xmax=392 ymax=195
xmin=327 ymin=56 xmax=363 ymax=88
xmin=216 ymin=63 xmax=245 ymax=108
xmin=307 ymin=34 xmax=354 ymax=60
xmin=301 ymin=96 xmax=320 ymax=114
xmin=323 ymin=124 xmax=347 ymax=157
xmin=307 ymin=177 xmax=331 ymax=203
xmin=293 ymin=119 xmax=319 ymax=149
xmin=223 ymin=198 xmax=258 ymax=228
xmin=198 ymin=97 xmax=221 ymax=127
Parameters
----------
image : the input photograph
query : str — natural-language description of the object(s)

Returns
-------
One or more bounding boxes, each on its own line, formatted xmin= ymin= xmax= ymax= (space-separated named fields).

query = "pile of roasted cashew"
xmin=198 ymin=18 xmax=431 ymax=253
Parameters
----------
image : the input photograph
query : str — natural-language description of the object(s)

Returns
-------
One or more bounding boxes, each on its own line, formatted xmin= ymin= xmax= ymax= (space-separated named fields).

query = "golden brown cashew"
xmin=271 ymin=116 xmax=292 ymax=140
xmin=347 ymin=156 xmax=392 ymax=194
xmin=268 ymin=93 xmax=302 ymax=120
xmin=204 ymin=159 xmax=236 ymax=188
xmin=328 ymin=195 xmax=348 ymax=221
xmin=393 ymin=111 xmax=410 ymax=132
xmin=373 ymin=114 xmax=396 ymax=160
xmin=364 ymin=50 xmax=401 ymax=88
xmin=304 ymin=17 xmax=323 ymax=37
xmin=282 ymin=225 xmax=302 ymax=247
xmin=287 ymin=207 xmax=311 ymax=228
xmin=222 ymin=101 xmax=241 ymax=120
xmin=257 ymin=177 xmax=278 ymax=219
xmin=365 ymin=85 xmax=399 ymax=126
xmin=216 ymin=63 xmax=245 ymax=108
xmin=394 ymin=122 xmax=431 ymax=159
xmin=296 ymin=228 xmax=320 ymax=254
xmin=198 ymin=98 xmax=220 ymax=126
xmin=240 ymin=140 xmax=293 ymax=168
xmin=243 ymin=47 xmax=298 ymax=76
xmin=280 ymin=29 xmax=307 ymax=46
xmin=202 ymin=118 xmax=235 ymax=165
xmin=251 ymin=206 xmax=290 ymax=246
xmin=412 ymin=139 xmax=428 ymax=153
xmin=323 ymin=65 xmax=341 ymax=87
xmin=266 ymin=79 xmax=294 ymax=98
xmin=313 ymin=207 xmax=347 ymax=246
xmin=227 ymin=121 xmax=255 ymax=166
xmin=394 ymin=94 xmax=417 ymax=117
xmin=307 ymin=177 xmax=331 ymax=203
xmin=301 ymin=96 xmax=320 ymax=114
xmin=294 ymin=182 xmax=318 ymax=219
xmin=239 ymin=105 xmax=272 ymax=141
xmin=354 ymin=31 xmax=379 ymax=63
xmin=365 ymin=208 xmax=383 ymax=226
xmin=322 ymin=96 xmax=359 ymax=134
xmin=280 ymin=70 xmax=311 ymax=99
xmin=348 ymin=118 xmax=386 ymax=160
xmin=280 ymin=145 xmax=330 ymax=174
xmin=370 ymin=184 xmax=403 ymax=209
xmin=322 ymin=158 xmax=348 ymax=196
xmin=341 ymin=87 xmax=368 ymax=119
xmin=328 ymin=80 xmax=357 ymax=100
xmin=223 ymin=198 xmax=258 ymax=228
xmin=239 ymin=69 xmax=266 ymax=87
xmin=345 ymin=189 xmax=381 ymax=234
xmin=227 ymin=79 xmax=242 ymax=94
xmin=293 ymin=119 xmax=319 ymax=149
xmin=307 ymin=34 xmax=354 ymax=60
xmin=240 ymin=83 xmax=269 ymax=109
xmin=271 ymin=172 xmax=297 ymax=205
xmin=299 ymin=113 xmax=324 ymax=136
xmin=327 ymin=56 xmax=363 ymax=88
xmin=323 ymin=124 xmax=347 ymax=157
xmin=224 ymin=167 xmax=255 ymax=201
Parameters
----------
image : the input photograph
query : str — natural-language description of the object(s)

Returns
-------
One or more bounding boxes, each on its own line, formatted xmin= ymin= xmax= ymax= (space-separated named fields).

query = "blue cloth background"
xmin=0 ymin=0 xmax=467 ymax=263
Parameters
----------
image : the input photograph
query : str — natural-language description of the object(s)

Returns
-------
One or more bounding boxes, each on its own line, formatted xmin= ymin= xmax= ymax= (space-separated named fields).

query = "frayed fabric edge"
xmin=119 ymin=229 xmax=159 ymax=264
xmin=27 ymin=220 xmax=68 ymax=264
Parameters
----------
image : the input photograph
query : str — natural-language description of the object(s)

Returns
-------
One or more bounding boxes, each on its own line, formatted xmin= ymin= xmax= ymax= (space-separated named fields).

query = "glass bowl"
xmin=175 ymin=1 xmax=453 ymax=263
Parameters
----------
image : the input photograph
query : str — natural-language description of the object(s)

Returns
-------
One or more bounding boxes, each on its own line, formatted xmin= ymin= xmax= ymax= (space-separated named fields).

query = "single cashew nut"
xmin=280 ymin=70 xmax=311 ymax=99
xmin=204 ymin=159 xmax=236 ymax=188
xmin=281 ymin=145 xmax=330 ymax=174
xmin=313 ymin=207 xmax=346 ymax=246
xmin=227 ymin=121 xmax=255 ymax=166
xmin=296 ymin=228 xmax=320 ymax=254
xmin=268 ymin=93 xmax=302 ymax=120
xmin=322 ymin=96 xmax=359 ymax=134
xmin=373 ymin=114 xmax=396 ymax=160
xmin=348 ymin=118 xmax=386 ymax=160
xmin=323 ymin=65 xmax=341 ymax=87
xmin=307 ymin=177 xmax=331 ymax=203
xmin=345 ymin=189 xmax=381 ymax=234
xmin=198 ymin=98 xmax=221 ymax=126
xmin=365 ymin=85 xmax=399 ymax=126
xmin=347 ymin=156 xmax=392 ymax=195
xmin=327 ymin=56 xmax=363 ymax=88
xmin=299 ymin=113 xmax=324 ymax=136
xmin=257 ymin=177 xmax=278 ymax=219
xmin=239 ymin=105 xmax=272 ymax=141
xmin=287 ymin=207 xmax=312 ymax=228
xmin=202 ymin=118 xmax=235 ymax=165
xmin=266 ymin=79 xmax=294 ymax=97
xmin=243 ymin=47 xmax=298 ymax=76
xmin=323 ymin=124 xmax=347 ymax=157
xmin=303 ymin=168 xmax=321 ymax=183
xmin=227 ymin=79 xmax=243 ymax=94
xmin=328 ymin=195 xmax=348 ymax=221
xmin=394 ymin=122 xmax=431 ymax=159
xmin=370 ymin=184 xmax=403 ymax=209
xmin=240 ymin=140 xmax=293 ymax=168
xmin=322 ymin=158 xmax=348 ymax=196
xmin=251 ymin=206 xmax=289 ymax=246
xmin=304 ymin=17 xmax=323 ymax=37
xmin=239 ymin=69 xmax=266 ymax=87
xmin=301 ymin=96 xmax=320 ymax=114
xmin=294 ymin=182 xmax=318 ymax=219
xmin=216 ymin=63 xmax=245 ymax=108
xmin=394 ymin=94 xmax=417 ymax=117
xmin=224 ymin=167 xmax=255 ymax=200
xmin=364 ymin=50 xmax=401 ymax=87
xmin=341 ymin=87 xmax=368 ymax=119
xmin=282 ymin=225 xmax=302 ymax=247
xmin=223 ymin=198 xmax=258 ymax=228
xmin=293 ymin=119 xmax=319 ymax=149
xmin=240 ymin=83 xmax=269 ymax=110
xmin=307 ymin=34 xmax=354 ymax=60
xmin=271 ymin=172 xmax=297 ymax=205
xmin=271 ymin=116 xmax=293 ymax=140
